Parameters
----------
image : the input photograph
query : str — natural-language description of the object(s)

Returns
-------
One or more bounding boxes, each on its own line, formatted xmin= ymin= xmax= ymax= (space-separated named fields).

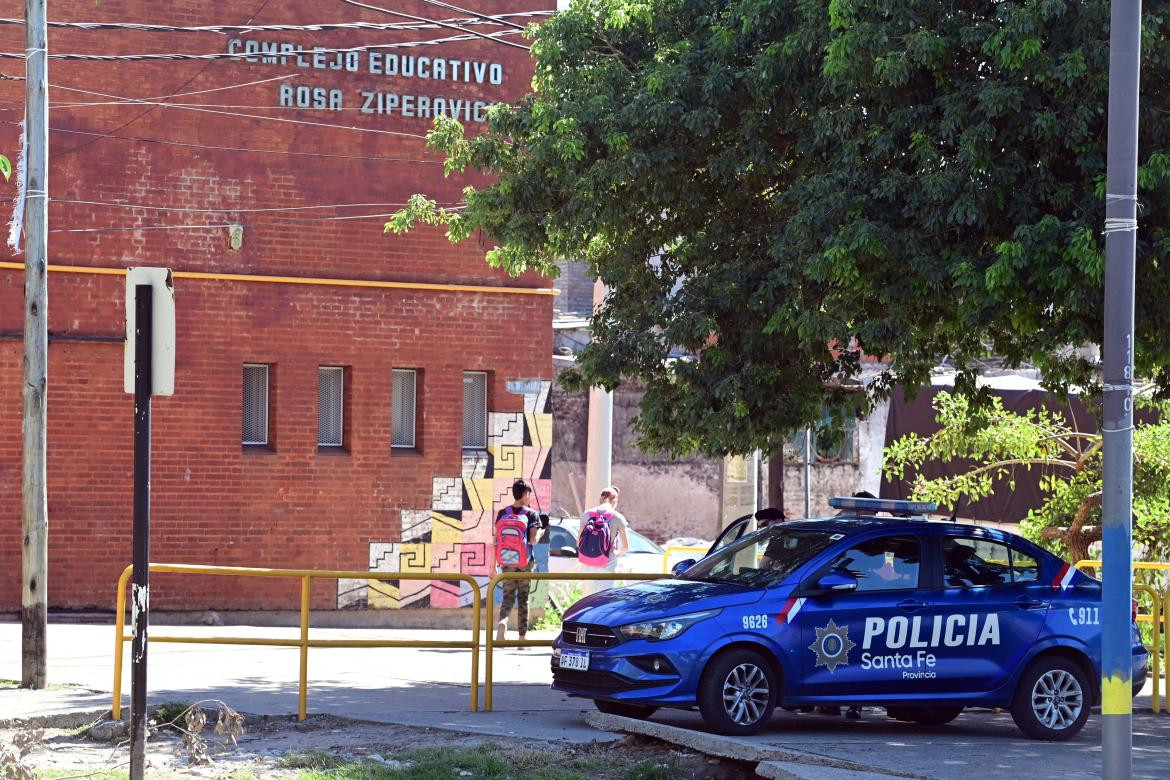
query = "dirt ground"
xmin=1 ymin=712 xmax=756 ymax=779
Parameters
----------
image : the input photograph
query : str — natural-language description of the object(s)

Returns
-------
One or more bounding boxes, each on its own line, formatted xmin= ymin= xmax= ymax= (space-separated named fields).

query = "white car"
xmin=544 ymin=516 xmax=665 ymax=575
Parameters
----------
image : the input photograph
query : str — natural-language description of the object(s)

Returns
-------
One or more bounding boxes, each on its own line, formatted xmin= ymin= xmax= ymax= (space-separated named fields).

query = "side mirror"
xmin=671 ymin=559 xmax=698 ymax=577
xmin=812 ymin=571 xmax=858 ymax=595
xmin=551 ymin=545 xmax=577 ymax=558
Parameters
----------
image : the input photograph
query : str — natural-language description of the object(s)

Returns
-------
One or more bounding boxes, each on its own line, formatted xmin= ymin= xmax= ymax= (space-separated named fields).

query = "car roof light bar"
xmin=827 ymin=497 xmax=938 ymax=515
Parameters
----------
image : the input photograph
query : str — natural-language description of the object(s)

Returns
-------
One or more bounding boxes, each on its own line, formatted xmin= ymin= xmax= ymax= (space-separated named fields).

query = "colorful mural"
xmin=337 ymin=379 xmax=553 ymax=609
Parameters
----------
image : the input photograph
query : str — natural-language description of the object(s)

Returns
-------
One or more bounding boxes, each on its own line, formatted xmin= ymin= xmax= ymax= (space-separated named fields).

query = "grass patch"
xmin=617 ymin=760 xmax=680 ymax=780
xmin=151 ymin=700 xmax=191 ymax=728
xmin=37 ymin=771 xmax=128 ymax=780
xmin=287 ymin=744 xmax=677 ymax=780
xmin=533 ymin=584 xmax=585 ymax=631
xmin=280 ymin=750 xmax=349 ymax=770
xmin=0 ymin=679 xmax=79 ymax=691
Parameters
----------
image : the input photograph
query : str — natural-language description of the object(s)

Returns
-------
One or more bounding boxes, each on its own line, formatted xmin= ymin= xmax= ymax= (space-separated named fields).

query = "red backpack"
xmin=494 ymin=506 xmax=531 ymax=568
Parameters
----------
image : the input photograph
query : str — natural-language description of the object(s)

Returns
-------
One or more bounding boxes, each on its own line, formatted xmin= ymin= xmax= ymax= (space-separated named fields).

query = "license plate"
xmin=559 ymin=649 xmax=590 ymax=671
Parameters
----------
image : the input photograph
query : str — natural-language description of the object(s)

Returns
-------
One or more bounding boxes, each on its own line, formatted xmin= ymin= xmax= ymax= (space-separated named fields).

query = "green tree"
xmin=390 ymin=0 xmax=1170 ymax=457
xmin=883 ymin=391 xmax=1170 ymax=563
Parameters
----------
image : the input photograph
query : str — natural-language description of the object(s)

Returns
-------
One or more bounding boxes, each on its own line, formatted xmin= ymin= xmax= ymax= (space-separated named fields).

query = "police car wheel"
xmin=1011 ymin=656 xmax=1090 ymax=741
xmin=698 ymin=648 xmax=777 ymax=735
xmin=594 ymin=699 xmax=658 ymax=719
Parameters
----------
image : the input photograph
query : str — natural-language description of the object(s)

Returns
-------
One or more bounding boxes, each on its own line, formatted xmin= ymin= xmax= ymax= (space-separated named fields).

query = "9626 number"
xmin=743 ymin=614 xmax=768 ymax=630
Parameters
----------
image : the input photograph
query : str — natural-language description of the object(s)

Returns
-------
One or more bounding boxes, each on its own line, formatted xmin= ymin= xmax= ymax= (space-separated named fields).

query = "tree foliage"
xmin=883 ymin=391 xmax=1170 ymax=563
xmin=390 ymin=0 xmax=1170 ymax=457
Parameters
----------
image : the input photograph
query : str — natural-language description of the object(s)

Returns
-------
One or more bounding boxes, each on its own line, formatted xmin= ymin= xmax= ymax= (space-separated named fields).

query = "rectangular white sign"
xmin=124 ymin=267 xmax=175 ymax=396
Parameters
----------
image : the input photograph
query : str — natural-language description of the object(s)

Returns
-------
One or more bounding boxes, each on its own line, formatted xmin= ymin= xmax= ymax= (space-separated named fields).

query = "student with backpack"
xmin=494 ymin=479 xmax=542 ymax=642
xmin=577 ymin=485 xmax=630 ymax=595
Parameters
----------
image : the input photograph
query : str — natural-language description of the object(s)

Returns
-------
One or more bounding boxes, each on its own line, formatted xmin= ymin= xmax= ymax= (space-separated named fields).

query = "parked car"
xmin=551 ymin=496 xmax=1149 ymax=740
xmin=544 ymin=516 xmax=666 ymax=575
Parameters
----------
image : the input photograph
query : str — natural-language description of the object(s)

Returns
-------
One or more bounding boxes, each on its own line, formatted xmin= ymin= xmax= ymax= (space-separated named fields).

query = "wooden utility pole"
xmin=21 ymin=0 xmax=49 ymax=689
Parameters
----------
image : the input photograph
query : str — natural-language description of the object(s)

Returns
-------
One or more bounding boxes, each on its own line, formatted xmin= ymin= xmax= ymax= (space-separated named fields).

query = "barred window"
xmin=318 ymin=366 xmax=344 ymax=447
xmin=392 ymin=369 xmax=417 ymax=448
xmin=462 ymin=371 xmax=487 ymax=449
xmin=242 ymin=364 xmax=269 ymax=446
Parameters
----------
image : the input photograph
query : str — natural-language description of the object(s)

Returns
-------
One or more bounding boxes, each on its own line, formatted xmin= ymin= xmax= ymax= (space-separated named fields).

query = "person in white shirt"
xmin=580 ymin=485 xmax=630 ymax=594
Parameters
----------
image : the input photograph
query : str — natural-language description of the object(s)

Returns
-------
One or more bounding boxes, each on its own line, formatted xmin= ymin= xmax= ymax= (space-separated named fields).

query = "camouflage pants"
xmin=498 ymin=564 xmax=534 ymax=631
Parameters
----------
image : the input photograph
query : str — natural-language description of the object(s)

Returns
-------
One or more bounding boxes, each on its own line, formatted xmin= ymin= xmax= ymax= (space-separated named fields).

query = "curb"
xmin=583 ymin=712 xmax=921 ymax=779
xmin=0 ymin=708 xmax=110 ymax=731
xmin=756 ymin=760 xmax=913 ymax=780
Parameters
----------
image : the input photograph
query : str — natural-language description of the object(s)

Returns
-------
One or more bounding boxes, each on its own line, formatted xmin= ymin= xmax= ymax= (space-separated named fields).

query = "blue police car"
xmin=551 ymin=497 xmax=1149 ymax=740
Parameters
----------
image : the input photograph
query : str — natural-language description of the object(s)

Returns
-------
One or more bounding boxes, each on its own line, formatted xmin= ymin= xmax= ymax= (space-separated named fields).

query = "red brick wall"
xmin=0 ymin=1 xmax=551 ymax=610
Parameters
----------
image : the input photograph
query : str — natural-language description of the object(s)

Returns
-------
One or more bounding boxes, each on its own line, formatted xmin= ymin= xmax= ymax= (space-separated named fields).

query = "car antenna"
xmin=947 ymin=505 xmax=959 ymax=523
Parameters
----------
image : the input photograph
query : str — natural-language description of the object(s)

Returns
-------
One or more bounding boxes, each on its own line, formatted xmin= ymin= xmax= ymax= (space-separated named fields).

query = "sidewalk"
xmin=4 ymin=621 xmax=1169 ymax=778
xmin=0 ymin=621 xmax=612 ymax=743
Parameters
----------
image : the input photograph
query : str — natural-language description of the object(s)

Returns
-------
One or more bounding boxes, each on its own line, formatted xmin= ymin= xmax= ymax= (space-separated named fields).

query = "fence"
xmin=483 ymin=570 xmax=666 ymax=711
xmin=1074 ymin=560 xmax=1169 ymax=714
xmin=111 ymin=563 xmax=483 ymax=720
xmin=112 ymin=561 xmax=1169 ymax=719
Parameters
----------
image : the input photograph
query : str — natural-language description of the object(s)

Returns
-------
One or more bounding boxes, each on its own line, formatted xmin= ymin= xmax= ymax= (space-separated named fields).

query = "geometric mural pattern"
xmin=337 ymin=379 xmax=552 ymax=609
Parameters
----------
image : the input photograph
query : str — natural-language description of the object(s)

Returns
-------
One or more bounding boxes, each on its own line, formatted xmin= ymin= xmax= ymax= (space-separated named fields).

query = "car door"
xmin=705 ymin=514 xmax=755 ymax=557
xmin=794 ymin=533 xmax=937 ymax=697
xmin=927 ymin=532 xmax=1051 ymax=693
xmin=546 ymin=524 xmax=578 ymax=574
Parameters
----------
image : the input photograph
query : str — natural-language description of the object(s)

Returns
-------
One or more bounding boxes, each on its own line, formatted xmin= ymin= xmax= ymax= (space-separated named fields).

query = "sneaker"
xmin=495 ymin=621 xmax=507 ymax=643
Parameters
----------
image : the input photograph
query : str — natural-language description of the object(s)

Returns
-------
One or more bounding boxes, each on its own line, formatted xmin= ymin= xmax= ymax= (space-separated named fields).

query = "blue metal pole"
xmin=1101 ymin=2 xmax=1141 ymax=777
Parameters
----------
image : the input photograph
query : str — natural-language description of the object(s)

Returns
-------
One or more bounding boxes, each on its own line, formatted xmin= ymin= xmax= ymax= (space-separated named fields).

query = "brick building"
xmin=0 ymin=1 xmax=553 ymax=613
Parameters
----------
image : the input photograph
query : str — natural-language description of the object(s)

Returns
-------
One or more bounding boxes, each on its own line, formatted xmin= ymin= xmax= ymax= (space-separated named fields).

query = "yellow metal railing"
xmin=483 ymin=571 xmax=666 ymax=712
xmin=660 ymin=545 xmax=709 ymax=573
xmin=112 ymin=563 xmax=483 ymax=720
xmin=1074 ymin=560 xmax=1169 ymax=714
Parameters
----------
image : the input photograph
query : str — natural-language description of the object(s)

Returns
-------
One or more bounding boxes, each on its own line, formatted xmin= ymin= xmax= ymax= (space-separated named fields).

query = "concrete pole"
xmin=803 ymin=428 xmax=812 ymax=518
xmin=21 ymin=0 xmax=49 ymax=690
xmin=584 ymin=278 xmax=612 ymax=508
xmin=1101 ymin=1 xmax=1141 ymax=776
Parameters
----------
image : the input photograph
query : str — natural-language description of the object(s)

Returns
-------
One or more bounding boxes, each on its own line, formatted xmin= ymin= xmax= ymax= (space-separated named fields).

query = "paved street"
xmin=3 ymin=621 xmax=1169 ymax=778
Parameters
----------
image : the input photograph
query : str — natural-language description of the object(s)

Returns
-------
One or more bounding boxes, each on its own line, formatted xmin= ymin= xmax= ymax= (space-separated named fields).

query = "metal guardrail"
xmin=660 ymin=545 xmax=709 ymax=573
xmin=1074 ymin=560 xmax=1168 ymax=714
xmin=111 ymin=563 xmax=483 ymax=720
xmin=483 ymin=571 xmax=666 ymax=712
xmin=111 ymin=561 xmax=1168 ymax=720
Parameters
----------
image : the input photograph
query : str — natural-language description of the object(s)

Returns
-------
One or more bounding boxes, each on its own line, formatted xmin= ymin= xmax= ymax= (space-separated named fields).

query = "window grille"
xmin=318 ymin=366 xmax=344 ymax=447
xmin=462 ymin=371 xmax=487 ymax=449
xmin=242 ymin=364 xmax=269 ymax=445
xmin=392 ymin=369 xmax=417 ymax=448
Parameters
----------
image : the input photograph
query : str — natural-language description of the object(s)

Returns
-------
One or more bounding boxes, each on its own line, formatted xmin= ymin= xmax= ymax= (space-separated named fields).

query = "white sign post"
xmin=123 ymin=267 xmax=174 ymax=780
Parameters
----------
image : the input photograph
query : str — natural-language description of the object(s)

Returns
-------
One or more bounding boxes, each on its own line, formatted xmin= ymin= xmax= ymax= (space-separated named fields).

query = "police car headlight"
xmin=618 ymin=609 xmax=722 ymax=642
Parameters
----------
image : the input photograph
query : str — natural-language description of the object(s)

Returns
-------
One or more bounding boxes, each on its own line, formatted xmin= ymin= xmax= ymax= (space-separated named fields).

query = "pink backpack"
xmin=577 ymin=510 xmax=614 ymax=567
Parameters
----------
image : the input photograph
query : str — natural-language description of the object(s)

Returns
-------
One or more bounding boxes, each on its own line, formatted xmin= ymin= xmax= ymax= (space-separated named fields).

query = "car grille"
xmin=551 ymin=667 xmax=660 ymax=692
xmin=561 ymin=622 xmax=620 ymax=648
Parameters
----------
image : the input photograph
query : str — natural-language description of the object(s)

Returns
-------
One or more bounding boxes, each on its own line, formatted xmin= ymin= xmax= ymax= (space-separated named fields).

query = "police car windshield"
xmin=681 ymin=528 xmax=837 ymax=587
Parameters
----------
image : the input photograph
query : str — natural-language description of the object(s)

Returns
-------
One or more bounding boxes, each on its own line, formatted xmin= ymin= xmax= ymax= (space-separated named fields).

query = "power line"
xmin=0 ymin=118 xmax=448 ymax=164
xmin=413 ymin=1 xmax=528 ymax=31
xmin=0 ymin=27 xmax=530 ymax=60
xmin=44 ymin=206 xmax=464 ymax=233
xmin=46 ymin=82 xmax=430 ymax=139
xmin=0 ymin=10 xmax=551 ymax=34
xmin=49 ymin=0 xmax=275 ymax=161
xmin=52 ymin=198 xmax=429 ymax=214
xmin=337 ymin=0 xmax=530 ymax=50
